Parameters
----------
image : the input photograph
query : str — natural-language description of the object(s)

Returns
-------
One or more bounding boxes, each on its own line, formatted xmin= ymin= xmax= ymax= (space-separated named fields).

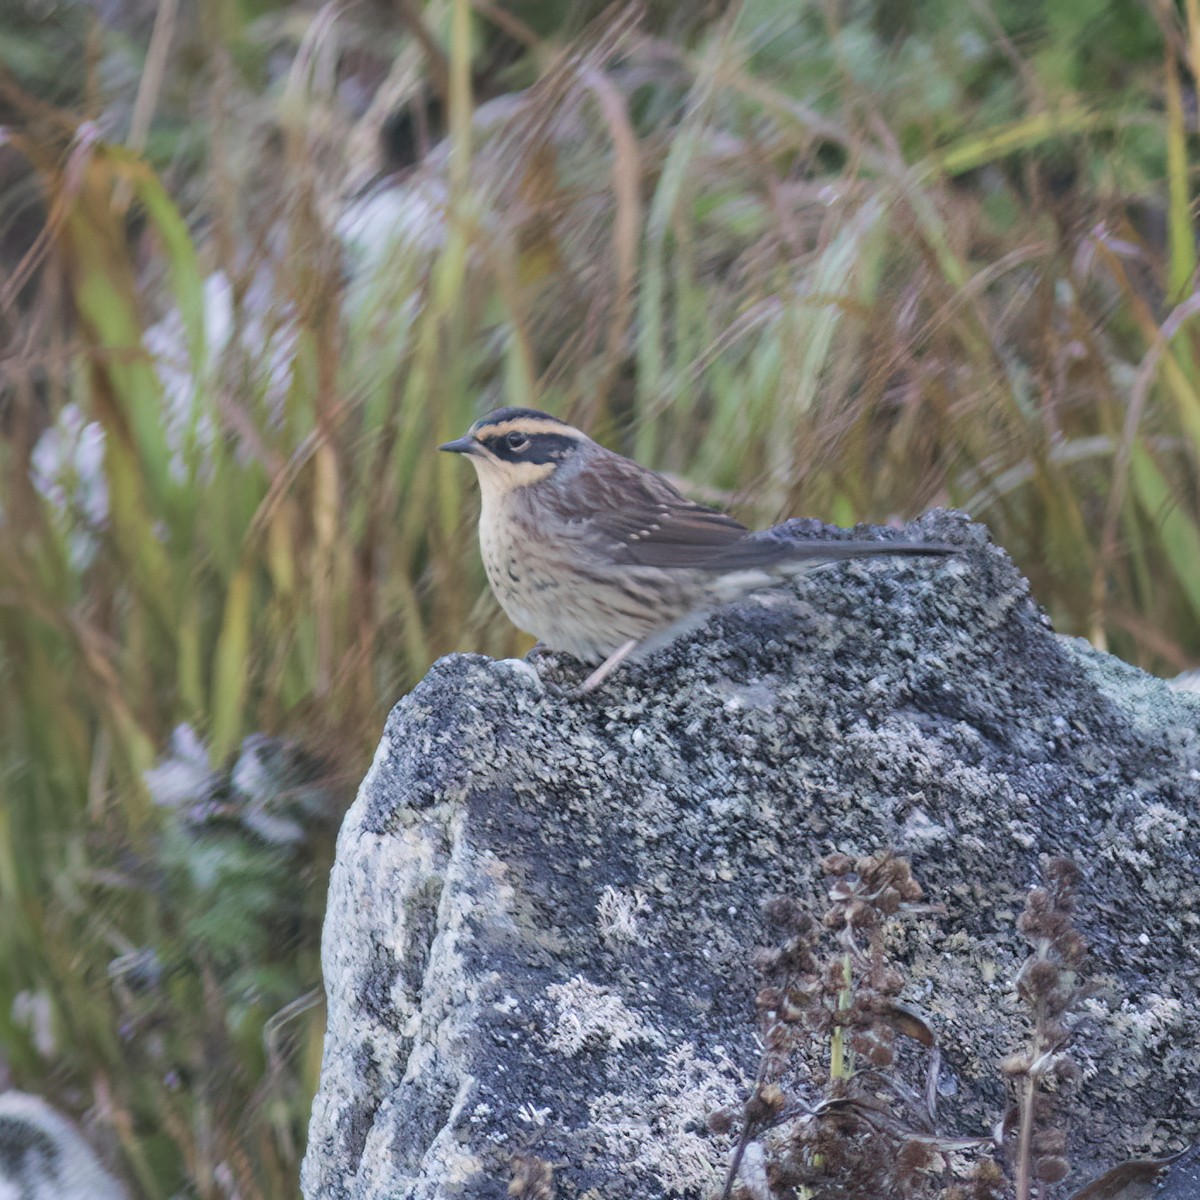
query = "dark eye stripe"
xmin=484 ymin=433 xmax=580 ymax=465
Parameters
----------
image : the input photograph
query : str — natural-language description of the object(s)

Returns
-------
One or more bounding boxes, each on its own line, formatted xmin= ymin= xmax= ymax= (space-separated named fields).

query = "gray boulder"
xmin=302 ymin=511 xmax=1200 ymax=1199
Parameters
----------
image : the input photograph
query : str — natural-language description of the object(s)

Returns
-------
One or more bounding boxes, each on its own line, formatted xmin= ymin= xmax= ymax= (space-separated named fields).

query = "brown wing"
xmin=548 ymin=448 xmax=754 ymax=568
xmin=546 ymin=447 xmax=958 ymax=571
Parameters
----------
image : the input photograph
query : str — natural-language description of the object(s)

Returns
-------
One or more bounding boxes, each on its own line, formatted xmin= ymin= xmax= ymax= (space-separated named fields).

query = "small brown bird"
xmin=441 ymin=408 xmax=954 ymax=692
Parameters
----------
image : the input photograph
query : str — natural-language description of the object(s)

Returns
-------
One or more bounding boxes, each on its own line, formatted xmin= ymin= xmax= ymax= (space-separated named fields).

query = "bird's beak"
xmin=439 ymin=435 xmax=480 ymax=456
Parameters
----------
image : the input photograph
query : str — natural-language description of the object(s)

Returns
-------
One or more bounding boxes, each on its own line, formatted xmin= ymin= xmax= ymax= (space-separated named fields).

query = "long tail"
xmin=711 ymin=537 xmax=958 ymax=572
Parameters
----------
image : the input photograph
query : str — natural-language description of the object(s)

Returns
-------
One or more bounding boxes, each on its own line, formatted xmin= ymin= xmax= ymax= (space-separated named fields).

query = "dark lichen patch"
xmin=334 ymin=1044 xmax=383 ymax=1167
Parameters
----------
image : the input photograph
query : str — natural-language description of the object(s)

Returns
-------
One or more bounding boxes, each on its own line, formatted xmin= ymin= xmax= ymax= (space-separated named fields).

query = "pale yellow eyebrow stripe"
xmin=473 ymin=419 xmax=586 ymax=440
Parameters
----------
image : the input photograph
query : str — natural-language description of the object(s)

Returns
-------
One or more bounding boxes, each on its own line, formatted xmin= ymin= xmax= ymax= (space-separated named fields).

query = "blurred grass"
xmin=1 ymin=0 xmax=1198 ymax=1195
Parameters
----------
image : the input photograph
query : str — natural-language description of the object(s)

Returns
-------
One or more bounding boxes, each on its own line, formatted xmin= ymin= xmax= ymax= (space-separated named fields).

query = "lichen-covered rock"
xmin=301 ymin=511 xmax=1200 ymax=1199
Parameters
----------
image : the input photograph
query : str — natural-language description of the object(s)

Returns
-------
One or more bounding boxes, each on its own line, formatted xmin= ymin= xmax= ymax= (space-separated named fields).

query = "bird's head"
xmin=439 ymin=408 xmax=590 ymax=492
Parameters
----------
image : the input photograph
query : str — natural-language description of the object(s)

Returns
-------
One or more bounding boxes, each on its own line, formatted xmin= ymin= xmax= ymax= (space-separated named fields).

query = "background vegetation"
xmin=0 ymin=0 xmax=1197 ymax=1195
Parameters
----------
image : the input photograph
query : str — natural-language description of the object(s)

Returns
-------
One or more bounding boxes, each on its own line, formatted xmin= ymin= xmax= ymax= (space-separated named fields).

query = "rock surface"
xmin=302 ymin=510 xmax=1200 ymax=1199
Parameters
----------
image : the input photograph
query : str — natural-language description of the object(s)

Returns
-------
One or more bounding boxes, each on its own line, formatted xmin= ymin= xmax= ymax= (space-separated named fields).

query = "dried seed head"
xmin=752 ymin=946 xmax=783 ymax=975
xmin=779 ymin=936 xmax=819 ymax=975
xmin=1045 ymin=856 xmax=1082 ymax=892
xmin=1022 ymin=959 xmax=1062 ymax=998
xmin=763 ymin=895 xmax=806 ymax=930
xmin=1034 ymin=1155 xmax=1070 ymax=1183
xmin=763 ymin=1021 xmax=794 ymax=1054
xmin=779 ymin=991 xmax=809 ymax=1023
xmin=971 ymin=1156 xmax=1007 ymax=1199
xmin=744 ymin=1084 xmax=786 ymax=1124
xmin=823 ymin=960 xmax=850 ymax=990
xmin=820 ymin=852 xmax=855 ymax=875
xmin=1057 ymin=930 xmax=1087 ymax=965
xmin=756 ymin=986 xmax=784 ymax=1012
xmin=827 ymin=878 xmax=858 ymax=903
xmin=758 ymin=1083 xmax=787 ymax=1114
xmin=1000 ymin=1053 xmax=1031 ymax=1077
xmin=1038 ymin=1020 xmax=1069 ymax=1048
xmin=894 ymin=862 xmax=924 ymax=901
xmin=706 ymin=1108 xmax=735 ymax=1135
xmin=896 ymin=1139 xmax=938 ymax=1173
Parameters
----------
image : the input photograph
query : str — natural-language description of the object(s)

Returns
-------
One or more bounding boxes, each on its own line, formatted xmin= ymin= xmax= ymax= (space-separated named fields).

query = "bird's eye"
xmin=506 ymin=432 xmax=530 ymax=452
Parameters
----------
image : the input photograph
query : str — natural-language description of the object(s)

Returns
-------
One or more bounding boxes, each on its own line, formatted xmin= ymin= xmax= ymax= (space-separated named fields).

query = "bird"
xmin=440 ymin=407 xmax=956 ymax=693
